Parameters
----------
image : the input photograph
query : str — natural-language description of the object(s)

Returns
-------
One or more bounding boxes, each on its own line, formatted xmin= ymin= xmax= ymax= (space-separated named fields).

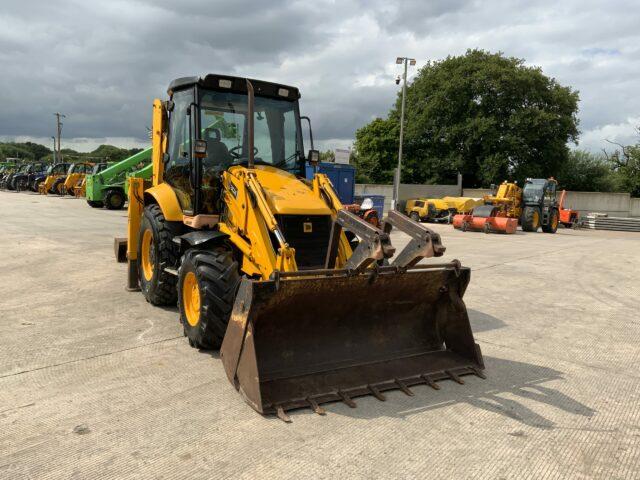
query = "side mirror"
xmin=194 ymin=139 xmax=207 ymax=159
xmin=308 ymin=149 xmax=320 ymax=166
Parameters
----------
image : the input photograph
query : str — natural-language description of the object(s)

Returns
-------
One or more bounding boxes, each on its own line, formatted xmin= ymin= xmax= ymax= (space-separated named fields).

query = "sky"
xmin=1 ymin=0 xmax=639 ymax=154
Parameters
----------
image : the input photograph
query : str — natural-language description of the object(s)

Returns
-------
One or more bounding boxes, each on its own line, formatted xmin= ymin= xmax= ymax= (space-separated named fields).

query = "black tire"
xmin=50 ymin=177 xmax=65 ymax=195
xmin=67 ymin=186 xmax=76 ymax=196
xmin=178 ymin=248 xmax=241 ymax=349
xmin=542 ymin=209 xmax=559 ymax=234
xmin=31 ymin=179 xmax=41 ymax=192
xmin=521 ymin=206 xmax=540 ymax=232
xmin=138 ymin=204 xmax=179 ymax=306
xmin=87 ymin=200 xmax=104 ymax=208
xmin=461 ymin=221 xmax=469 ymax=232
xmin=7 ymin=177 xmax=16 ymax=191
xmin=105 ymin=189 xmax=126 ymax=210
xmin=410 ymin=212 xmax=420 ymax=222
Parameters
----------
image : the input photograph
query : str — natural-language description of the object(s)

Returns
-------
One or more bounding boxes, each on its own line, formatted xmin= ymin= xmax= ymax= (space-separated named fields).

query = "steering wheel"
xmin=229 ymin=145 xmax=258 ymax=159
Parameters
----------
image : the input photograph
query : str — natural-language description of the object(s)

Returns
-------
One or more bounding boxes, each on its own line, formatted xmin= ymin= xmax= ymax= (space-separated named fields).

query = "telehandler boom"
xmin=118 ymin=74 xmax=484 ymax=420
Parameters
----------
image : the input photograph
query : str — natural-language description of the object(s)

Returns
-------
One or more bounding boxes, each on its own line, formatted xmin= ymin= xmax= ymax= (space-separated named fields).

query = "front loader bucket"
xmin=220 ymin=263 xmax=484 ymax=420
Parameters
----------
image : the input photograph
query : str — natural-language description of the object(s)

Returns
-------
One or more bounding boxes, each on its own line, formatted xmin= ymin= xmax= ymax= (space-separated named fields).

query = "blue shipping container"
xmin=305 ymin=162 xmax=355 ymax=204
xmin=354 ymin=194 xmax=385 ymax=219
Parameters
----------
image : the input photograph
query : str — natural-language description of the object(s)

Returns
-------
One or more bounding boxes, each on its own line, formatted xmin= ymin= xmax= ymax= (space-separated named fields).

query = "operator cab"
xmin=163 ymin=74 xmax=314 ymax=216
xmin=523 ymin=178 xmax=556 ymax=205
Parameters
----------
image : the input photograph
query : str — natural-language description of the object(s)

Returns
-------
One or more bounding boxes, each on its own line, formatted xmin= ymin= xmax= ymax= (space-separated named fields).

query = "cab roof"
xmin=167 ymin=74 xmax=300 ymax=101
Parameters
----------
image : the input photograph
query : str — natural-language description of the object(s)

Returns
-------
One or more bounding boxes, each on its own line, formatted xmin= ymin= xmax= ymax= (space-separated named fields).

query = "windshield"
xmin=199 ymin=89 xmax=303 ymax=175
xmin=523 ymin=184 xmax=544 ymax=202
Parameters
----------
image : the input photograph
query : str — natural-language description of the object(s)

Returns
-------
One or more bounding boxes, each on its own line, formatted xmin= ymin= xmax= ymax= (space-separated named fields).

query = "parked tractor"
xmin=521 ymin=178 xmax=559 ymax=233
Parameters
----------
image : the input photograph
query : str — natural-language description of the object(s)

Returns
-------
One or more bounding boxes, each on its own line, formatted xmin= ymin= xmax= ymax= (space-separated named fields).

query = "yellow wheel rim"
xmin=182 ymin=271 xmax=201 ymax=327
xmin=552 ymin=212 xmax=558 ymax=229
xmin=141 ymin=229 xmax=154 ymax=282
xmin=532 ymin=210 xmax=539 ymax=228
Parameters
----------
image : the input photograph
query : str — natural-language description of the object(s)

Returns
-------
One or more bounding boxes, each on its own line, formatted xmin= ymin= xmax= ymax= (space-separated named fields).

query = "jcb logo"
xmin=303 ymin=222 xmax=313 ymax=233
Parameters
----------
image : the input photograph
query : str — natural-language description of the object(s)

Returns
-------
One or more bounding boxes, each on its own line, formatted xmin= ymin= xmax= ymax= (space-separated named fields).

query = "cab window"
xmin=165 ymin=89 xmax=195 ymax=212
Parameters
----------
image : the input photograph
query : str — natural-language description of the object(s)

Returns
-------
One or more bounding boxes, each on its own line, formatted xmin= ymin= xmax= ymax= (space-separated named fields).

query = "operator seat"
xmin=205 ymin=128 xmax=232 ymax=170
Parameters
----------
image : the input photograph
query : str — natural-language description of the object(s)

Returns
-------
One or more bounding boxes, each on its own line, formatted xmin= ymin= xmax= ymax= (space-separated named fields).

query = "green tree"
xmin=355 ymin=49 xmax=580 ymax=186
xmin=605 ymin=138 xmax=640 ymax=197
xmin=353 ymin=117 xmax=398 ymax=183
xmin=319 ymin=150 xmax=335 ymax=162
xmin=558 ymin=150 xmax=616 ymax=192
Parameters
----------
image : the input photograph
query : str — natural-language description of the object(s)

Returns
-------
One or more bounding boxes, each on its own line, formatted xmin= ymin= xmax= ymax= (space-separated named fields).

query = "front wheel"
xmin=105 ymin=189 xmax=126 ymax=210
xmin=138 ymin=204 xmax=179 ymax=305
xmin=521 ymin=206 xmax=540 ymax=232
xmin=87 ymin=200 xmax=104 ymax=208
xmin=178 ymin=248 xmax=241 ymax=349
xmin=410 ymin=212 xmax=420 ymax=222
xmin=542 ymin=209 xmax=559 ymax=233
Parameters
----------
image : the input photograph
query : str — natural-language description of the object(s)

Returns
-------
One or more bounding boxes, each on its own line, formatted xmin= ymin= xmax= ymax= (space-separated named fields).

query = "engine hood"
xmin=247 ymin=165 xmax=332 ymax=216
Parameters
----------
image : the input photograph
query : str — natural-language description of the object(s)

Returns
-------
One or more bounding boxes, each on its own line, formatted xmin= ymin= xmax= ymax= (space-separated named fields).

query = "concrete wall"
xmin=355 ymin=183 xmax=461 ymax=213
xmin=558 ymin=191 xmax=631 ymax=217
xmin=355 ymin=183 xmax=640 ymax=217
xmin=462 ymin=188 xmax=492 ymax=199
xmin=464 ymin=188 xmax=636 ymax=217
xmin=630 ymin=198 xmax=640 ymax=217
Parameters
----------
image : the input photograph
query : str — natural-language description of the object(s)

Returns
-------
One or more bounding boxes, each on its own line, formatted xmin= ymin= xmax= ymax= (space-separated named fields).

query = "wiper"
xmin=271 ymin=151 xmax=301 ymax=169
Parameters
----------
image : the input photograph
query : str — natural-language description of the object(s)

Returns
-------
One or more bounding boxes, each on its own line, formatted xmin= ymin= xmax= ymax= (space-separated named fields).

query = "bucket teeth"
xmin=471 ymin=367 xmax=487 ymax=379
xmin=338 ymin=391 xmax=357 ymax=408
xmin=368 ymin=385 xmax=386 ymax=401
xmin=422 ymin=374 xmax=441 ymax=390
xmin=395 ymin=378 xmax=414 ymax=396
xmin=307 ymin=398 xmax=326 ymax=415
xmin=445 ymin=370 xmax=465 ymax=385
xmin=276 ymin=405 xmax=292 ymax=423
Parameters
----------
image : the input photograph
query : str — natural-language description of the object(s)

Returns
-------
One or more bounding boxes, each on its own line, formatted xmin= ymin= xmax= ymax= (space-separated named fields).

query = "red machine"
xmin=344 ymin=198 xmax=380 ymax=227
xmin=453 ymin=205 xmax=518 ymax=234
xmin=558 ymin=190 xmax=579 ymax=228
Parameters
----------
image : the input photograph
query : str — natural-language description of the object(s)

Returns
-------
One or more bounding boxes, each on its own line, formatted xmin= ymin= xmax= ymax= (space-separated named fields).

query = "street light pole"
xmin=392 ymin=57 xmax=415 ymax=211
xmin=51 ymin=136 xmax=57 ymax=163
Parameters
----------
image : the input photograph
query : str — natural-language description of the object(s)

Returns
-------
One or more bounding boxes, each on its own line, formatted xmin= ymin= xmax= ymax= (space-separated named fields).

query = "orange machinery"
xmin=453 ymin=181 xmax=521 ymax=234
xmin=558 ymin=190 xmax=579 ymax=228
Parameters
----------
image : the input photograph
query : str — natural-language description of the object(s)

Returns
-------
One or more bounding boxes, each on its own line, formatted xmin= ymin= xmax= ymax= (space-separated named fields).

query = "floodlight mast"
xmin=392 ymin=57 xmax=416 ymax=211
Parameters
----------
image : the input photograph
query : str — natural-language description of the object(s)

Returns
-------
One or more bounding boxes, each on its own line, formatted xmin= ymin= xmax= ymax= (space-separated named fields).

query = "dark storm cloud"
xmin=1 ymin=0 xmax=640 ymax=151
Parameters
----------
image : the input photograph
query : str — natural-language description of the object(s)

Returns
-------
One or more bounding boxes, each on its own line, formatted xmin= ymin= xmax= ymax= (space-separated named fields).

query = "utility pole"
xmin=53 ymin=112 xmax=66 ymax=161
xmin=392 ymin=57 xmax=416 ymax=211
xmin=51 ymin=136 xmax=57 ymax=163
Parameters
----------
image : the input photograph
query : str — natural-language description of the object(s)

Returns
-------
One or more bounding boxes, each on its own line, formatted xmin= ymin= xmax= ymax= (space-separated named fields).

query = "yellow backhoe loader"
xmin=117 ymin=74 xmax=484 ymax=421
xmin=63 ymin=162 xmax=94 ymax=196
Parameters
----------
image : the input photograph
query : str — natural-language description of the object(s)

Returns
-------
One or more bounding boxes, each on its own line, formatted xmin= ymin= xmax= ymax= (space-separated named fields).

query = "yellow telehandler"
xmin=118 ymin=74 xmax=484 ymax=421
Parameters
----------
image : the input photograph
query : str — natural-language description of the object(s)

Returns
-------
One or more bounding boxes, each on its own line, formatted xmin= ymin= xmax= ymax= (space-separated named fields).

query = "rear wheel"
xmin=87 ymin=200 xmax=104 ymax=208
xmin=138 ymin=204 xmax=179 ymax=305
xmin=410 ymin=212 xmax=420 ymax=222
xmin=521 ymin=206 xmax=540 ymax=232
xmin=542 ymin=209 xmax=559 ymax=233
xmin=105 ymin=189 xmax=125 ymax=210
xmin=67 ymin=186 xmax=76 ymax=196
xmin=178 ymin=248 xmax=241 ymax=349
xmin=31 ymin=179 xmax=40 ymax=192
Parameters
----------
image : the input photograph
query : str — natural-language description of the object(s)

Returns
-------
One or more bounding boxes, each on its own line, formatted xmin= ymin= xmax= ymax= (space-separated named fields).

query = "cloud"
xmin=0 ymin=0 xmax=639 ymax=152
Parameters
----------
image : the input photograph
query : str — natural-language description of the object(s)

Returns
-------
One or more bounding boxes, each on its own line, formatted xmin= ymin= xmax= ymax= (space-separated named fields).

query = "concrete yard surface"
xmin=1 ymin=190 xmax=639 ymax=479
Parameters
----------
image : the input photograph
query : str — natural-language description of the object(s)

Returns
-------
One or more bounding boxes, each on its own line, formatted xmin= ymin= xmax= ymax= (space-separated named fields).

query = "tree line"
xmin=0 ymin=142 xmax=143 ymax=164
xmin=350 ymin=49 xmax=640 ymax=196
